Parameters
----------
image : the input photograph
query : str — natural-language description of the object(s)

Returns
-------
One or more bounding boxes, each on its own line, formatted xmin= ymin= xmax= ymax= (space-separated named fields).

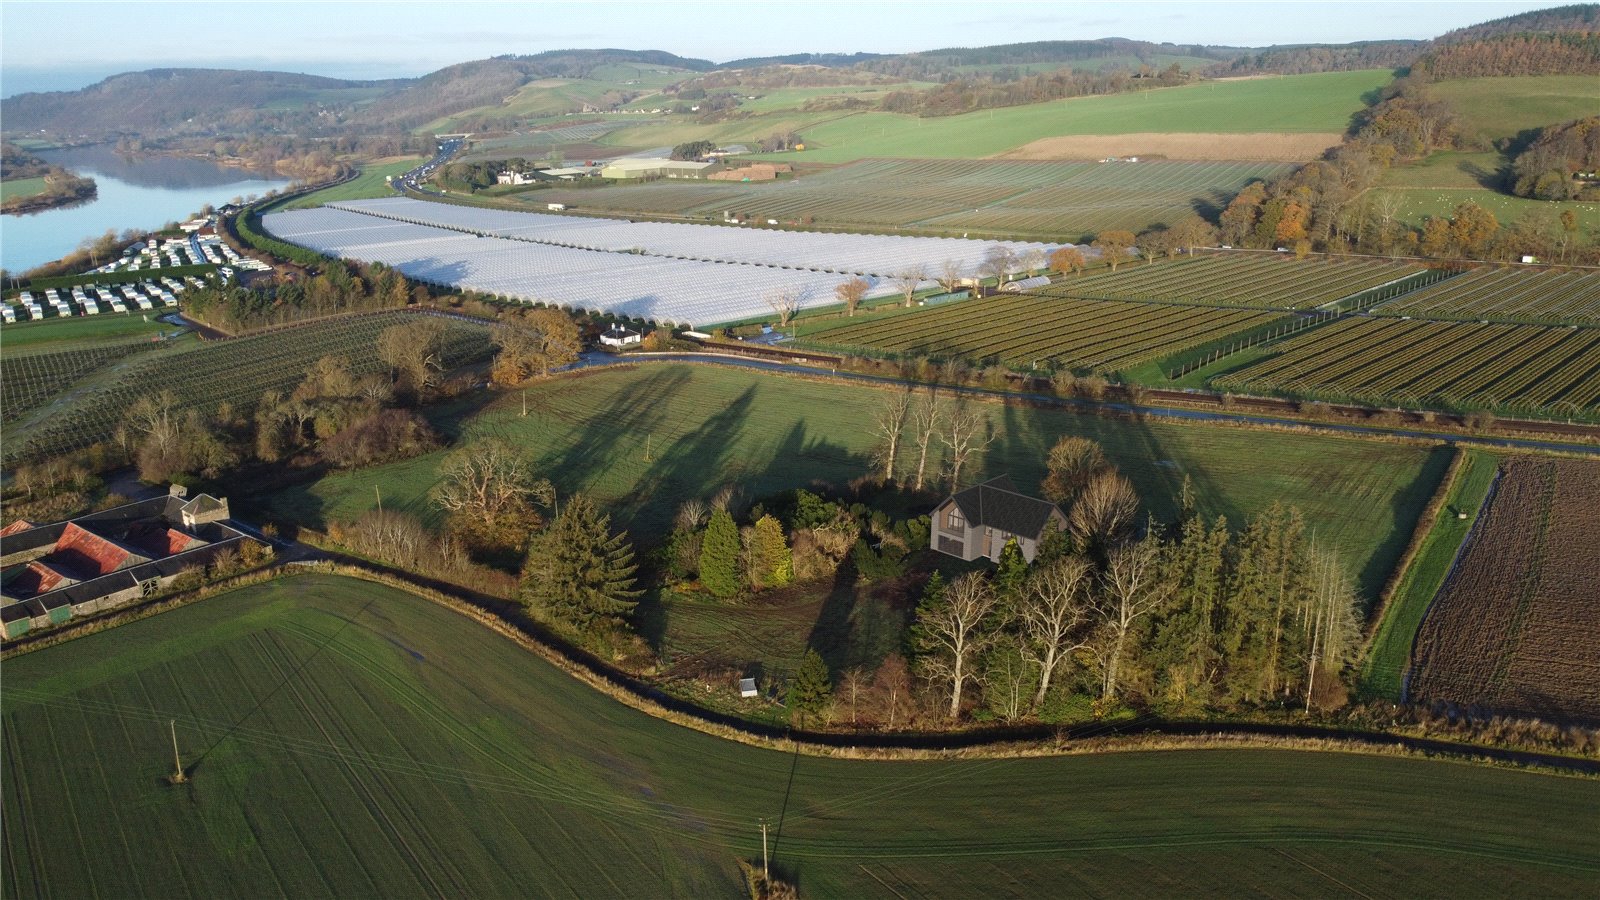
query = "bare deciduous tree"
xmin=765 ymin=285 xmax=803 ymax=327
xmin=893 ymin=266 xmax=928 ymax=308
xmin=979 ymin=244 xmax=1018 ymax=284
xmin=871 ymin=653 xmax=912 ymax=728
xmin=1022 ymin=247 xmax=1046 ymax=274
xmin=910 ymin=390 xmax=942 ymax=491
xmin=913 ymin=573 xmax=1000 ymax=718
xmin=1302 ymin=543 xmax=1362 ymax=712
xmin=873 ymin=389 xmax=913 ymax=482
xmin=938 ymin=259 xmax=966 ymax=294
xmin=1019 ymin=556 xmax=1094 ymax=709
xmin=1092 ymin=536 xmax=1170 ymax=700
xmin=1041 ymin=436 xmax=1109 ymax=505
xmin=1068 ymin=470 xmax=1140 ymax=552
xmin=434 ymin=439 xmax=549 ymax=526
xmin=940 ymin=403 xmax=994 ymax=491
xmin=834 ymin=277 xmax=870 ymax=317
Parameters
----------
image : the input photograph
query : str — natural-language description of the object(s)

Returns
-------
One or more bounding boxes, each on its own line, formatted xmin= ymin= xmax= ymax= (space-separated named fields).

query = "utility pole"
xmin=169 ymin=720 xmax=187 ymax=783
xmin=374 ymin=485 xmax=383 ymax=514
xmin=759 ymin=818 xmax=770 ymax=881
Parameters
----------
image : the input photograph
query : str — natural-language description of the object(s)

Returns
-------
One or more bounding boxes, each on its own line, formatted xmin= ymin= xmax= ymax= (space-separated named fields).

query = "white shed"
xmin=739 ymin=677 xmax=759 ymax=698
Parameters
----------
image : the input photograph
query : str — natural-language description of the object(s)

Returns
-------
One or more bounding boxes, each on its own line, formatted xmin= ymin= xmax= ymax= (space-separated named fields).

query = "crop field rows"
xmin=1042 ymin=255 xmax=1423 ymax=309
xmin=7 ymin=575 xmax=1599 ymax=897
xmin=1213 ymin=316 xmax=1600 ymax=414
xmin=1410 ymin=458 xmax=1600 ymax=724
xmin=1 ymin=342 xmax=155 ymax=424
xmin=4 ymin=312 xmax=492 ymax=463
xmin=807 ymin=293 xmax=1279 ymax=371
xmin=527 ymin=158 xmax=1292 ymax=237
xmin=1371 ymin=267 xmax=1600 ymax=326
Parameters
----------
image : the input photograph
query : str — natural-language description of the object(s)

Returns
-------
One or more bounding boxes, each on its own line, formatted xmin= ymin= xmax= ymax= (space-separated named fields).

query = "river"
xmin=0 ymin=145 xmax=292 ymax=273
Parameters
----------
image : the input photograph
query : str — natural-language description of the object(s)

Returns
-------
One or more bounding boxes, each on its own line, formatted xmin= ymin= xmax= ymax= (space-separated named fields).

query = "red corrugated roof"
xmin=45 ymin=523 xmax=137 ymax=577
xmin=123 ymin=523 xmax=202 ymax=557
xmin=10 ymin=561 xmax=68 ymax=595
xmin=0 ymin=520 xmax=34 ymax=537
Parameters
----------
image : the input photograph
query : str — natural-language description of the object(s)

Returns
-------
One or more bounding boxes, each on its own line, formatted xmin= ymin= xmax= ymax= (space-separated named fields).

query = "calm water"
xmin=1 ymin=146 xmax=292 ymax=273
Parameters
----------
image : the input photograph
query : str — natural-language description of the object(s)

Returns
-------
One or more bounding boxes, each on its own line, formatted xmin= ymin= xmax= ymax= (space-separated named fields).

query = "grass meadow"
xmin=0 ymin=176 xmax=50 ymax=202
xmin=4 ymin=573 xmax=1598 ymax=898
xmin=280 ymin=158 xmax=423 ymax=210
xmin=592 ymin=70 xmax=1391 ymax=164
xmin=1431 ymin=76 xmax=1600 ymax=145
xmin=266 ymin=364 xmax=1450 ymax=599
xmin=0 ymin=311 xmax=178 ymax=353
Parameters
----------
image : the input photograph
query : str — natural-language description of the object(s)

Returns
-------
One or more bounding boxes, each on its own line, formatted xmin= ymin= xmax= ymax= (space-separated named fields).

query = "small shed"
xmin=600 ymin=325 xmax=644 ymax=348
xmin=739 ymin=677 xmax=759 ymax=698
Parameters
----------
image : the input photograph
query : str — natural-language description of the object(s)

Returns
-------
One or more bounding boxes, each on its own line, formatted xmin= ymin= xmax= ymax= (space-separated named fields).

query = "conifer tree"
xmin=750 ymin=514 xmax=793 ymax=590
xmin=520 ymin=493 xmax=641 ymax=632
xmin=700 ymin=508 xmax=741 ymax=598
xmin=787 ymin=648 xmax=833 ymax=725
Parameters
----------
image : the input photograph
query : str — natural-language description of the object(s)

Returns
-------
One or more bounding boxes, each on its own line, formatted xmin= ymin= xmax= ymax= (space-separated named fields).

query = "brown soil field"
xmin=996 ymin=132 xmax=1344 ymax=161
xmin=1410 ymin=457 xmax=1600 ymax=724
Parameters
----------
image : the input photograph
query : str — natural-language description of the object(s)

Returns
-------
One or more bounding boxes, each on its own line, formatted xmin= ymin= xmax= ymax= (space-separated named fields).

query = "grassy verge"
xmin=1360 ymin=449 xmax=1499 ymax=699
xmin=0 ymin=311 xmax=182 ymax=353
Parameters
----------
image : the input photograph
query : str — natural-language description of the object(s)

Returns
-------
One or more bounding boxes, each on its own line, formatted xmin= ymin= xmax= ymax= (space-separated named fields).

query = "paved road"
xmin=563 ymin=350 xmax=1600 ymax=457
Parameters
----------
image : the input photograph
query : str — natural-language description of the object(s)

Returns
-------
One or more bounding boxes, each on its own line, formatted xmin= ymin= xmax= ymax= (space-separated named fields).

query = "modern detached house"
xmin=930 ymin=475 xmax=1067 ymax=564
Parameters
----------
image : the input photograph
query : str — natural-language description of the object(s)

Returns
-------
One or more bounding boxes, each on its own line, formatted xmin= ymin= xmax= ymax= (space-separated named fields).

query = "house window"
xmin=947 ymin=507 xmax=964 ymax=529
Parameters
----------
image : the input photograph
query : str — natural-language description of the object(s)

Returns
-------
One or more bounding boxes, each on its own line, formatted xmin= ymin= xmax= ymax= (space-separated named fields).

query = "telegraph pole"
xmin=169 ymin=720 xmax=187 ymax=783
xmin=759 ymin=818 xmax=770 ymax=880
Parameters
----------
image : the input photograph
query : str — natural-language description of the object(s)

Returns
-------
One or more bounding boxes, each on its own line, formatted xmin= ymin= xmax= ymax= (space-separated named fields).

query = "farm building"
xmin=542 ymin=166 xmax=601 ymax=180
xmin=0 ymin=486 xmax=257 ymax=639
xmin=930 ymin=476 xmax=1067 ymax=564
xmin=600 ymin=158 xmax=716 ymax=180
xmin=1000 ymin=275 xmax=1052 ymax=292
xmin=600 ymin=324 xmax=645 ymax=347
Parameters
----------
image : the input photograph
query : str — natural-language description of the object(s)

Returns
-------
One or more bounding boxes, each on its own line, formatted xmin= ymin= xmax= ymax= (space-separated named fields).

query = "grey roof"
xmin=948 ymin=476 xmax=1062 ymax=541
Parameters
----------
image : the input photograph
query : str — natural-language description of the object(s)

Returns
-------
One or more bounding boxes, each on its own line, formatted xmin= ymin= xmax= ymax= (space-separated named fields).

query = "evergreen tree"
xmin=787 ymin=648 xmax=833 ymax=724
xmin=1034 ymin=519 xmax=1071 ymax=564
xmin=700 ymin=508 xmax=741 ymax=598
xmin=520 ymin=493 xmax=641 ymax=632
xmin=750 ymin=514 xmax=793 ymax=590
xmin=994 ymin=538 xmax=1029 ymax=604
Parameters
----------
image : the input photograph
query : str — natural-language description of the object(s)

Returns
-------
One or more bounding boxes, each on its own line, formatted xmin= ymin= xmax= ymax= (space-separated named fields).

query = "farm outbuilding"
xmin=739 ymin=677 xmax=759 ymax=698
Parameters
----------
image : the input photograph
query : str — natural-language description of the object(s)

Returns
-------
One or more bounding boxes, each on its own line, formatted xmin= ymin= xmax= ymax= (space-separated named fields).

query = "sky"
xmin=0 ymin=0 xmax=1579 ymax=96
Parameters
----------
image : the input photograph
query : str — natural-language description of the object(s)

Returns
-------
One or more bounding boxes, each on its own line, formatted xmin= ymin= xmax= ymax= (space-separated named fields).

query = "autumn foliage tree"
xmin=1090 ymin=230 xmax=1136 ymax=271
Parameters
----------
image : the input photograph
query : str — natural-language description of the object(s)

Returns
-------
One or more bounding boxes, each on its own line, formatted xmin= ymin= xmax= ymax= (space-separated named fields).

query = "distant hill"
xmin=0 ymin=69 xmax=405 ymax=138
xmin=719 ymin=52 xmax=888 ymax=70
xmin=1434 ymin=3 xmax=1600 ymax=43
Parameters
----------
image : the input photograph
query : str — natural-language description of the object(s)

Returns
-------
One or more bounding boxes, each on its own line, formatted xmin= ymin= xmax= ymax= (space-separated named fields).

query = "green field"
xmin=590 ymin=70 xmax=1391 ymax=164
xmin=279 ymin=159 xmax=422 ymax=209
xmin=0 ymin=311 xmax=179 ymax=353
xmin=1361 ymin=449 xmax=1499 ymax=700
xmin=1432 ymin=76 xmax=1600 ymax=145
xmin=0 ymin=176 xmax=49 ymax=202
xmin=422 ymin=63 xmax=695 ymax=133
xmin=4 ymin=574 xmax=1597 ymax=897
xmin=268 ymin=364 xmax=1450 ymax=598
xmin=526 ymin=157 xmax=1292 ymax=239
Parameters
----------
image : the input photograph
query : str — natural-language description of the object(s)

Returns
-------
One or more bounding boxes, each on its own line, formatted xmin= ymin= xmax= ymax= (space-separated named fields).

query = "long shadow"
xmin=1355 ymin=445 xmax=1454 ymax=604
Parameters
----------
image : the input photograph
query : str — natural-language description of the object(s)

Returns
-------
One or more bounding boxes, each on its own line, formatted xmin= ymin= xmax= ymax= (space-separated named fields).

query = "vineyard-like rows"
xmin=527 ymin=158 xmax=1291 ymax=237
xmin=1410 ymin=457 xmax=1600 ymax=724
xmin=1214 ymin=316 xmax=1600 ymax=413
xmin=807 ymin=293 xmax=1279 ymax=371
xmin=5 ymin=312 xmax=492 ymax=463
xmin=1372 ymin=267 xmax=1600 ymax=326
xmin=0 ymin=342 xmax=155 ymax=424
xmin=1043 ymin=254 xmax=1422 ymax=309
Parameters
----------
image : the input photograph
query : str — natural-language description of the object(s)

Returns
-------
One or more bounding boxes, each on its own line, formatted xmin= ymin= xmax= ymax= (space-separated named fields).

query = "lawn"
xmin=1431 ymin=75 xmax=1600 ymax=145
xmin=0 ymin=311 xmax=178 ymax=353
xmin=265 ymin=363 xmax=1450 ymax=599
xmin=0 ymin=176 xmax=49 ymax=202
xmin=279 ymin=158 xmax=422 ymax=209
xmin=1360 ymin=449 xmax=1499 ymax=700
xmin=592 ymin=70 xmax=1391 ymax=165
xmin=4 ymin=573 xmax=1597 ymax=898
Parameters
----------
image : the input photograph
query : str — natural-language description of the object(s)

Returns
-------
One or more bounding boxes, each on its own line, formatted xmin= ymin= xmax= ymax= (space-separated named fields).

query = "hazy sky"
xmin=0 ymin=0 xmax=1576 ymax=96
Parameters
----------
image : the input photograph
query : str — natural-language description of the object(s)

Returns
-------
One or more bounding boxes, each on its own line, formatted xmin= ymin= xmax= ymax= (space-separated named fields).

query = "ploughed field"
xmin=1409 ymin=457 xmax=1600 ymax=724
xmin=2 ymin=311 xmax=493 ymax=464
xmin=269 ymin=364 xmax=1449 ymax=599
xmin=523 ymin=158 xmax=1294 ymax=239
xmin=5 ymin=574 xmax=1598 ymax=898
